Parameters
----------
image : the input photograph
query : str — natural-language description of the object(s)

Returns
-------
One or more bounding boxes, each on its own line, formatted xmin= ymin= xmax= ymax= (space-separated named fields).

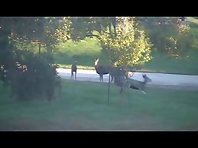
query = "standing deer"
xmin=94 ymin=58 xmax=114 ymax=82
xmin=71 ymin=61 xmax=77 ymax=80
xmin=94 ymin=58 xmax=133 ymax=83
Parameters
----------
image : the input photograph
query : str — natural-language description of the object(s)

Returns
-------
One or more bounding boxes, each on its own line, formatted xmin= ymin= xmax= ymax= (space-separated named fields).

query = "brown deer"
xmin=71 ymin=61 xmax=77 ymax=80
xmin=94 ymin=58 xmax=114 ymax=82
xmin=94 ymin=58 xmax=131 ymax=83
xmin=120 ymin=74 xmax=152 ymax=94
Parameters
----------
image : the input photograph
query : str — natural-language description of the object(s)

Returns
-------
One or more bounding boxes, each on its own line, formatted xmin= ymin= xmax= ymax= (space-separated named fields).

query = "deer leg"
xmin=111 ymin=75 xmax=114 ymax=82
xmin=99 ymin=75 xmax=102 ymax=82
xmin=120 ymin=87 xmax=123 ymax=94
xmin=140 ymin=85 xmax=146 ymax=94
xmin=71 ymin=71 xmax=73 ymax=79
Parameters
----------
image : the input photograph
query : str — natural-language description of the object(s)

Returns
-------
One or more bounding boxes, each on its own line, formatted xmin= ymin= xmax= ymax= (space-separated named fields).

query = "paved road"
xmin=56 ymin=68 xmax=198 ymax=89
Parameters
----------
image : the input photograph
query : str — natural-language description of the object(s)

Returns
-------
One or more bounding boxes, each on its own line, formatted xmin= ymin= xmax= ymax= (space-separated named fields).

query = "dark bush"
xmin=6 ymin=50 xmax=61 ymax=101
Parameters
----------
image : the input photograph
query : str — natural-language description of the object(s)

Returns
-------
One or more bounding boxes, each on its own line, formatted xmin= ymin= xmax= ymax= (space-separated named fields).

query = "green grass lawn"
xmin=143 ymin=48 xmax=198 ymax=74
xmin=0 ymin=80 xmax=198 ymax=131
xmin=54 ymin=38 xmax=103 ymax=68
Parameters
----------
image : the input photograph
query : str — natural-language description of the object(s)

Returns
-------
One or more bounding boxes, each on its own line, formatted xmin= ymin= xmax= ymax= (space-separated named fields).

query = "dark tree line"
xmin=0 ymin=17 xmax=61 ymax=101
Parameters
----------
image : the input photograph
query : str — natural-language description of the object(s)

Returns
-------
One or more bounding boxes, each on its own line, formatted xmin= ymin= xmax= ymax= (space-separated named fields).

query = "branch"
xmin=86 ymin=33 xmax=102 ymax=40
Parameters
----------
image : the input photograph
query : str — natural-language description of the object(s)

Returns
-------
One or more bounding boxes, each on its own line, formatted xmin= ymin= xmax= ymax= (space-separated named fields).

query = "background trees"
xmin=0 ymin=17 xmax=60 ymax=100
xmin=56 ymin=17 xmax=191 ymax=67
xmin=137 ymin=17 xmax=192 ymax=58
xmin=56 ymin=17 xmax=153 ymax=68
xmin=0 ymin=16 xmax=194 ymax=100
xmin=98 ymin=17 xmax=152 ymax=68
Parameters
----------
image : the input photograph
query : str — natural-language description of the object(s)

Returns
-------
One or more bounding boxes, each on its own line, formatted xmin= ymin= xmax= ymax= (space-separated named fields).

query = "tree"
xmin=57 ymin=17 xmax=153 ymax=69
xmin=55 ymin=17 xmax=115 ymax=41
xmin=9 ymin=17 xmax=60 ymax=54
xmin=137 ymin=17 xmax=192 ymax=57
xmin=0 ymin=17 xmax=61 ymax=100
xmin=98 ymin=17 xmax=153 ymax=68
xmin=55 ymin=17 xmax=71 ymax=43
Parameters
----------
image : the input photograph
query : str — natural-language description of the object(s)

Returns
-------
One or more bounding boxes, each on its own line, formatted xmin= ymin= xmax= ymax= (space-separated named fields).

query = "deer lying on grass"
xmin=120 ymin=74 xmax=152 ymax=94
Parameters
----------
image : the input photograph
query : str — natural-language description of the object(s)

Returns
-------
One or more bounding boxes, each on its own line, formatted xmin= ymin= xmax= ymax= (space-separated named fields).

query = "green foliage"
xmin=42 ymin=17 xmax=60 ymax=53
xmin=166 ymin=32 xmax=192 ymax=57
xmin=1 ymin=17 xmax=45 ymax=42
xmin=0 ymin=17 xmax=61 ymax=101
xmin=53 ymin=17 xmax=154 ymax=67
xmin=55 ymin=17 xmax=72 ymax=43
xmin=138 ymin=17 xmax=192 ymax=57
xmin=7 ymin=51 xmax=61 ymax=101
xmin=99 ymin=17 xmax=153 ymax=68
xmin=69 ymin=17 xmax=114 ymax=41
xmin=8 ymin=17 xmax=60 ymax=54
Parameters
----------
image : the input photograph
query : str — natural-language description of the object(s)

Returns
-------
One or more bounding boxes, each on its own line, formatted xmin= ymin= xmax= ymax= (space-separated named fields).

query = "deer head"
xmin=95 ymin=58 xmax=100 ymax=66
xmin=142 ymin=74 xmax=152 ymax=83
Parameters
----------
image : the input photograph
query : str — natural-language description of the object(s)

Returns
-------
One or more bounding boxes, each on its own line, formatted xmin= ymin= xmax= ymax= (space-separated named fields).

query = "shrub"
xmin=7 ymin=51 xmax=61 ymax=101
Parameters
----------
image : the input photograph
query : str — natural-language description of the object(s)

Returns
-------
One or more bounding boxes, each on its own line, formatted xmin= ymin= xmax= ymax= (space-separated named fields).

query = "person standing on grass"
xmin=71 ymin=61 xmax=77 ymax=80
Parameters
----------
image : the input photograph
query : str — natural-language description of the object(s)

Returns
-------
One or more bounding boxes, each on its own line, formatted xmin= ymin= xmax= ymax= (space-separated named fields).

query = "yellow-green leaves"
xmin=55 ymin=17 xmax=72 ymax=43
xmin=99 ymin=17 xmax=153 ymax=68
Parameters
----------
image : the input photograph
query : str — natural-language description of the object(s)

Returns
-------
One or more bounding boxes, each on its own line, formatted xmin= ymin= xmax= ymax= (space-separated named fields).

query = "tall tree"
xmin=98 ymin=17 xmax=153 ymax=68
xmin=137 ymin=17 xmax=192 ymax=57
xmin=57 ymin=17 xmax=153 ymax=68
xmin=0 ymin=17 xmax=61 ymax=100
xmin=9 ymin=17 xmax=60 ymax=54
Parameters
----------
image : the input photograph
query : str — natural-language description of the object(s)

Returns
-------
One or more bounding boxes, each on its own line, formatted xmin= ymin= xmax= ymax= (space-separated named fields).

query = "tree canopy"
xmin=137 ymin=17 xmax=192 ymax=57
xmin=0 ymin=16 xmax=194 ymax=100
xmin=0 ymin=17 xmax=61 ymax=100
xmin=56 ymin=17 xmax=153 ymax=68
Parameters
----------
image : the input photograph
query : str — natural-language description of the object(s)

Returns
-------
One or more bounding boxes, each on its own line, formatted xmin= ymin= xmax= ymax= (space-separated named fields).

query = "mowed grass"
xmin=54 ymin=38 xmax=103 ymax=69
xmin=143 ymin=48 xmax=198 ymax=74
xmin=0 ymin=80 xmax=198 ymax=131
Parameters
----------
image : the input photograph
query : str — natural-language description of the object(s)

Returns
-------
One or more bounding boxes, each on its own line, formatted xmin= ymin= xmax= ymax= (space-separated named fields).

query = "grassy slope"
xmin=53 ymin=17 xmax=198 ymax=74
xmin=143 ymin=48 xmax=198 ymax=74
xmin=0 ymin=80 xmax=198 ymax=130
xmin=54 ymin=38 xmax=102 ymax=69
